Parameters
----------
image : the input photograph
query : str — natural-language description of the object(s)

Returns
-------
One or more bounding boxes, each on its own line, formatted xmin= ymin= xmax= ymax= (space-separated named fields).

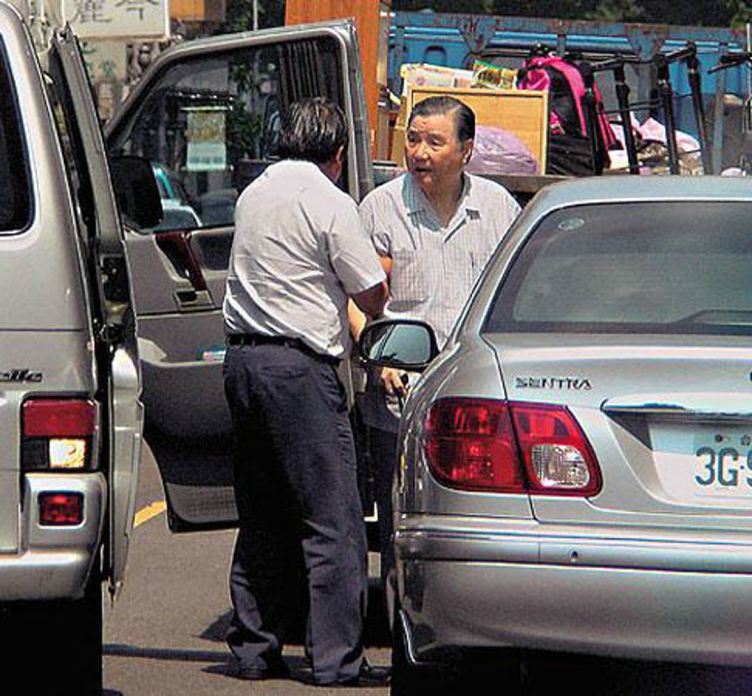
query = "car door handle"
xmin=173 ymin=289 xmax=214 ymax=311
xmin=602 ymin=393 xmax=752 ymax=421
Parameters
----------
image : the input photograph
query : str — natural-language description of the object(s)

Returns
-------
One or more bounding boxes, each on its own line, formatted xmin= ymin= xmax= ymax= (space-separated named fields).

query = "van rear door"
xmin=48 ymin=26 xmax=143 ymax=596
xmin=106 ymin=21 xmax=370 ymax=532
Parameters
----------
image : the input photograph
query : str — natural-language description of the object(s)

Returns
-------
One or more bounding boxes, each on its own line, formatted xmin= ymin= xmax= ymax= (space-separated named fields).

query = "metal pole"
xmin=655 ymin=54 xmax=681 ymax=174
xmin=253 ymin=0 xmax=258 ymax=30
xmin=614 ymin=64 xmax=640 ymax=174
xmin=579 ymin=61 xmax=604 ymax=174
xmin=592 ymin=57 xmax=640 ymax=174
xmin=683 ymin=46 xmax=712 ymax=174
xmin=747 ymin=24 xmax=751 ymax=99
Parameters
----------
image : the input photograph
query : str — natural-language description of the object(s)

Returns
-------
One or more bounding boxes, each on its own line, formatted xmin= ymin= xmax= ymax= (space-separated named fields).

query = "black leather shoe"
xmin=228 ymin=656 xmax=290 ymax=681
xmin=317 ymin=661 xmax=391 ymax=688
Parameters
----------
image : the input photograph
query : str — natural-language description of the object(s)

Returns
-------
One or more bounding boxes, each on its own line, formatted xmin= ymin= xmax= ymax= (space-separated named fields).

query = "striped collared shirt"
xmin=359 ymin=172 xmax=520 ymax=347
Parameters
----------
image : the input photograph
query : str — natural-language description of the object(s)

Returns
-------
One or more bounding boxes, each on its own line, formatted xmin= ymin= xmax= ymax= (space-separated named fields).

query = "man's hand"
xmin=380 ymin=367 xmax=408 ymax=397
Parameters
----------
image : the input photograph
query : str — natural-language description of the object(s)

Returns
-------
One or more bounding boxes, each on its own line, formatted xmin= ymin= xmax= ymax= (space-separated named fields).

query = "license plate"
xmin=693 ymin=432 xmax=752 ymax=497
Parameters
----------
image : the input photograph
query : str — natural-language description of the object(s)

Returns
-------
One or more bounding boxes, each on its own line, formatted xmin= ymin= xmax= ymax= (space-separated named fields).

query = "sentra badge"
xmin=0 ymin=369 xmax=43 ymax=383
xmin=516 ymin=377 xmax=592 ymax=391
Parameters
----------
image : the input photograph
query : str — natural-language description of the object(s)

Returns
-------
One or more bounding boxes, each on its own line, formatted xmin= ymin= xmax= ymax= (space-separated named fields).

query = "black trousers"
xmin=223 ymin=341 xmax=367 ymax=684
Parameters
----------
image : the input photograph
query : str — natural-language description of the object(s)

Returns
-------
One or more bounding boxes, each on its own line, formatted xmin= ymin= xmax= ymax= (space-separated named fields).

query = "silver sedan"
xmin=359 ymin=175 xmax=752 ymax=694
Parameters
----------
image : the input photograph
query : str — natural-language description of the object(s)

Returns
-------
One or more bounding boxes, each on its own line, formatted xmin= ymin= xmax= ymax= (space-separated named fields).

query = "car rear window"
xmin=484 ymin=201 xmax=752 ymax=336
xmin=0 ymin=45 xmax=31 ymax=233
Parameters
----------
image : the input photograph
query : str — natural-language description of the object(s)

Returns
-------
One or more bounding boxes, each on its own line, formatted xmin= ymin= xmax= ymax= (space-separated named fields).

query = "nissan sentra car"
xmin=359 ymin=175 xmax=752 ymax=694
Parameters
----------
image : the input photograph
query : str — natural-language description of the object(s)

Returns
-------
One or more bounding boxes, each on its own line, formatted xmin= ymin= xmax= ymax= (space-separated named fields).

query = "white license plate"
xmin=693 ymin=432 xmax=752 ymax=497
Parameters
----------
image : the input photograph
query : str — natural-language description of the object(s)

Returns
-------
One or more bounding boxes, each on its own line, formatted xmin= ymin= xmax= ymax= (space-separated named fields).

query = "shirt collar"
xmin=405 ymin=172 xmax=480 ymax=221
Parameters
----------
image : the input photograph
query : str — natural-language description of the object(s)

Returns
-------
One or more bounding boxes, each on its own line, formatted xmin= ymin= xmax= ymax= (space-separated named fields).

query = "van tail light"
xmin=39 ymin=493 xmax=84 ymax=526
xmin=423 ymin=398 xmax=601 ymax=497
xmin=22 ymin=399 xmax=97 ymax=470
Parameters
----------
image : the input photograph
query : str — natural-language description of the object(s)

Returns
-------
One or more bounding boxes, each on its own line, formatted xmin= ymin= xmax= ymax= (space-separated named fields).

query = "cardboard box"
xmin=393 ymin=85 xmax=549 ymax=173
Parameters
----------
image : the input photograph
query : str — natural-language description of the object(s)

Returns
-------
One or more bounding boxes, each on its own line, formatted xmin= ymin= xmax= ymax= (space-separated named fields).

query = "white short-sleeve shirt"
xmin=223 ymin=160 xmax=386 ymax=358
xmin=359 ymin=172 xmax=520 ymax=347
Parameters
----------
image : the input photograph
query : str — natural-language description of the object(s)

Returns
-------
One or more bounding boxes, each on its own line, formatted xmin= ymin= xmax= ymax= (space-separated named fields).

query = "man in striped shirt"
xmin=356 ymin=95 xmax=521 ymax=607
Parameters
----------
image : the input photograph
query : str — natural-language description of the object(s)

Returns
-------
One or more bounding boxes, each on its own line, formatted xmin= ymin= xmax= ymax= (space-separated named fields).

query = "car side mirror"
xmin=358 ymin=319 xmax=439 ymax=371
xmin=109 ymin=155 xmax=163 ymax=229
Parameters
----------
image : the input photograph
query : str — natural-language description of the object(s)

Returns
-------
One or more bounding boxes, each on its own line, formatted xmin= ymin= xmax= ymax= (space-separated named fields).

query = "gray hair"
xmin=407 ymin=95 xmax=475 ymax=142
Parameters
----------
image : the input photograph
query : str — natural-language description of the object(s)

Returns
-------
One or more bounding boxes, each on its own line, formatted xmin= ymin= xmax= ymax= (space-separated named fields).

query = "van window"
xmin=109 ymin=36 xmax=345 ymax=234
xmin=484 ymin=201 xmax=752 ymax=337
xmin=45 ymin=69 xmax=95 ymax=254
xmin=0 ymin=45 xmax=31 ymax=233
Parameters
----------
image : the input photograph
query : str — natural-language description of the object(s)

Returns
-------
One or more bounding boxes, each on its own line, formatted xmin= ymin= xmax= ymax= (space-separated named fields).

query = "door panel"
xmin=107 ymin=23 xmax=365 ymax=531
xmin=137 ymin=312 xmax=228 ymax=437
xmin=188 ymin=227 xmax=233 ymax=305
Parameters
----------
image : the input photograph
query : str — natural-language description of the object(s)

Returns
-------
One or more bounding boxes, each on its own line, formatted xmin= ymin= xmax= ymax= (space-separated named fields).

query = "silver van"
xmin=0 ymin=3 xmax=157 ymax=690
xmin=1 ymin=6 xmax=372 ymax=691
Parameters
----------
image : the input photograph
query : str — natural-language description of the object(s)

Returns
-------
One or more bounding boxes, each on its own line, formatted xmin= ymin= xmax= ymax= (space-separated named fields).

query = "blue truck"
xmin=384 ymin=11 xmax=751 ymax=178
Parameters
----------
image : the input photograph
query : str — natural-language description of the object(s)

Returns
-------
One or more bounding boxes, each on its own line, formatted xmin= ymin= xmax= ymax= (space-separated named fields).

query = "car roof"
xmin=531 ymin=175 xmax=752 ymax=210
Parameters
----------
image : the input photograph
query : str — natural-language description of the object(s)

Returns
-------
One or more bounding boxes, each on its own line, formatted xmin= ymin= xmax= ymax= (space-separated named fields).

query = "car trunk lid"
xmin=491 ymin=333 xmax=752 ymax=531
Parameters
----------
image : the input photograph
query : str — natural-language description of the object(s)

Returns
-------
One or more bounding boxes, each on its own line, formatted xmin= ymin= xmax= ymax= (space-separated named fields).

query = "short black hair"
xmin=278 ymin=97 xmax=348 ymax=164
xmin=407 ymin=95 xmax=475 ymax=143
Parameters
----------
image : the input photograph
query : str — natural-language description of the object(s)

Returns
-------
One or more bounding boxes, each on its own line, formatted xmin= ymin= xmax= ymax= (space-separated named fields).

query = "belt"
xmin=226 ymin=333 xmax=340 ymax=365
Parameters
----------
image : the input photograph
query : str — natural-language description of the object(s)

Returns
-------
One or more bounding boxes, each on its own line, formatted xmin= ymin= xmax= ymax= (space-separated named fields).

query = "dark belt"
xmin=226 ymin=333 xmax=340 ymax=365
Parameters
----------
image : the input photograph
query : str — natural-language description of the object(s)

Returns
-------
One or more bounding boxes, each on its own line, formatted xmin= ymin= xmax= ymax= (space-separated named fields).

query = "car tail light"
xmin=423 ymin=398 xmax=601 ymax=497
xmin=424 ymin=399 xmax=525 ymax=492
xmin=22 ymin=399 xmax=97 ymax=470
xmin=510 ymin=402 xmax=602 ymax=496
xmin=39 ymin=493 xmax=84 ymax=526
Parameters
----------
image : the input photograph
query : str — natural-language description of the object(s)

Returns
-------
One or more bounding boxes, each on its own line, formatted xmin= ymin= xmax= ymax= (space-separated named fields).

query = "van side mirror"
xmin=358 ymin=319 xmax=439 ymax=371
xmin=109 ymin=155 xmax=163 ymax=229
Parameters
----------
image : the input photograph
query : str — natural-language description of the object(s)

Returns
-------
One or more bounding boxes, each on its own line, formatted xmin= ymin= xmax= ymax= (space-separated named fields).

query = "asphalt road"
xmin=103 ymin=445 xmax=752 ymax=696
xmin=102 ymin=444 xmax=391 ymax=695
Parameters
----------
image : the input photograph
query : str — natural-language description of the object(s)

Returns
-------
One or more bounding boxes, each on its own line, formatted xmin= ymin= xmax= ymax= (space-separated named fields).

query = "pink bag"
xmin=518 ymin=54 xmax=618 ymax=152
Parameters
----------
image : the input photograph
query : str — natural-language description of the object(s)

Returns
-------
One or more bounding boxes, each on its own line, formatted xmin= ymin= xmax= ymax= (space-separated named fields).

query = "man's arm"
xmin=351 ymin=279 xmax=388 ymax=319
xmin=348 ymin=300 xmax=367 ymax=341
xmin=379 ymin=255 xmax=393 ymax=277
xmin=348 ymin=253 xmax=393 ymax=341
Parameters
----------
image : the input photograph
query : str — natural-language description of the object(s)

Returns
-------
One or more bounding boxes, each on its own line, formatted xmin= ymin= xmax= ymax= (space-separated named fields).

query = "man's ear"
xmin=462 ymin=139 xmax=474 ymax=165
xmin=320 ymin=146 xmax=347 ymax=183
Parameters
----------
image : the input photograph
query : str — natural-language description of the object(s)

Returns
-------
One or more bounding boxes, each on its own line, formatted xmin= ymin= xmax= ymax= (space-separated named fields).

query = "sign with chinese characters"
xmin=62 ymin=0 xmax=169 ymax=39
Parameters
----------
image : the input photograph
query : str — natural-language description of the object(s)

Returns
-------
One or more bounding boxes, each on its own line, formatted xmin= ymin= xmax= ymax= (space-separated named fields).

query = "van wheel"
xmin=58 ymin=567 xmax=104 ymax=694
xmin=12 ymin=569 xmax=103 ymax=693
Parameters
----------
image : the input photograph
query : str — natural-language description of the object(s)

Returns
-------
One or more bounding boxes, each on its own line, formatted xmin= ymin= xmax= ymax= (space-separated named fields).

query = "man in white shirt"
xmin=223 ymin=98 xmax=388 ymax=687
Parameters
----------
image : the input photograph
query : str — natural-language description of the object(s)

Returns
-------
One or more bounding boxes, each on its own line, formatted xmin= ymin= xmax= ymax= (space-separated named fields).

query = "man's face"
xmin=405 ymin=112 xmax=472 ymax=196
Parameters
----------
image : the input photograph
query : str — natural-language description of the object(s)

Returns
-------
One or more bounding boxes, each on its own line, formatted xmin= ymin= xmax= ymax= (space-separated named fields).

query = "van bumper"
xmin=0 ymin=473 xmax=105 ymax=600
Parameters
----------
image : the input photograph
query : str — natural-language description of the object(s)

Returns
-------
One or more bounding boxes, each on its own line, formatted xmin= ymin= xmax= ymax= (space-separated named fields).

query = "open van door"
xmin=48 ymin=27 xmax=149 ymax=596
xmin=106 ymin=21 xmax=372 ymax=532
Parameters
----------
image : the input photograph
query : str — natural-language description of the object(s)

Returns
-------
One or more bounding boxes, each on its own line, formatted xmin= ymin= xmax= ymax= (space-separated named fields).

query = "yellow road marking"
xmin=134 ymin=500 xmax=167 ymax=528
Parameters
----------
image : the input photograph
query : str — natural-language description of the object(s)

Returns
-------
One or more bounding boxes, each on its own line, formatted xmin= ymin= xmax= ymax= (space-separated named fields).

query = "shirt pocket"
xmin=389 ymin=248 xmax=433 ymax=312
